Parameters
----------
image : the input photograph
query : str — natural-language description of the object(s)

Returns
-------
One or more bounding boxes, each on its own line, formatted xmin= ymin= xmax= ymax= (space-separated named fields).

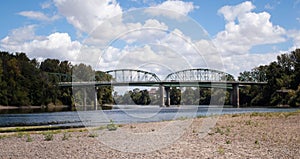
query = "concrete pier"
xmin=232 ymin=83 xmax=240 ymax=108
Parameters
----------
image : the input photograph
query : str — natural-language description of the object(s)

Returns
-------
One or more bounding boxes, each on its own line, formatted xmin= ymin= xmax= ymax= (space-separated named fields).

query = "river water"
xmin=0 ymin=106 xmax=299 ymax=127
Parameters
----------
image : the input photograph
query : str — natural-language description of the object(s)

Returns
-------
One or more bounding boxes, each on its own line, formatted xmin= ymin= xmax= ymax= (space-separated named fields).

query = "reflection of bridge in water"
xmin=58 ymin=68 xmax=267 ymax=108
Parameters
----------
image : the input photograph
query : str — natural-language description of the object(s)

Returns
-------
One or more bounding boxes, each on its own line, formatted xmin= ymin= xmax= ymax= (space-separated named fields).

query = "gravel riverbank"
xmin=0 ymin=111 xmax=299 ymax=159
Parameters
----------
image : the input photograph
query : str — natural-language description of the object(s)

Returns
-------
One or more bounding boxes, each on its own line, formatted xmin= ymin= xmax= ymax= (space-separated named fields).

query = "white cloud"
xmin=2 ymin=0 xmax=294 ymax=80
xmin=215 ymin=1 xmax=286 ymax=55
xmin=145 ymin=0 xmax=197 ymax=19
xmin=1 ymin=26 xmax=81 ymax=61
xmin=218 ymin=1 xmax=255 ymax=22
xmin=54 ymin=0 xmax=123 ymax=34
xmin=288 ymin=30 xmax=300 ymax=49
xmin=223 ymin=52 xmax=281 ymax=78
xmin=121 ymin=19 xmax=169 ymax=44
xmin=18 ymin=11 xmax=60 ymax=21
xmin=1 ymin=25 xmax=37 ymax=44
xmin=264 ymin=3 xmax=274 ymax=10
xmin=41 ymin=1 xmax=53 ymax=9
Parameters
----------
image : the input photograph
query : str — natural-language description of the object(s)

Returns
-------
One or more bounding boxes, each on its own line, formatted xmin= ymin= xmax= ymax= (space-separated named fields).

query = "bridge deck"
xmin=58 ymin=81 xmax=267 ymax=87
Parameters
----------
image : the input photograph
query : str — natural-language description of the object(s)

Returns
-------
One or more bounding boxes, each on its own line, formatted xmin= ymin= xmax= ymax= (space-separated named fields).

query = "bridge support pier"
xmin=94 ymin=87 xmax=98 ymax=110
xmin=83 ymin=88 xmax=87 ymax=111
xmin=232 ymin=83 xmax=240 ymax=108
xmin=159 ymin=84 xmax=165 ymax=107
xmin=165 ymin=87 xmax=171 ymax=107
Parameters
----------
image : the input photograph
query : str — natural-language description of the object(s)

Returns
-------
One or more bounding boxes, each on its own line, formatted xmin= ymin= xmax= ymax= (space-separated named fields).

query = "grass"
xmin=26 ymin=134 xmax=33 ymax=142
xmin=217 ymin=146 xmax=225 ymax=155
xmin=43 ymin=132 xmax=54 ymax=141
xmin=93 ymin=126 xmax=106 ymax=131
xmin=106 ymin=119 xmax=117 ymax=131
xmin=16 ymin=132 xmax=26 ymax=138
xmin=215 ymin=127 xmax=224 ymax=135
xmin=0 ymin=135 xmax=7 ymax=139
xmin=177 ymin=116 xmax=188 ymax=120
xmin=231 ymin=114 xmax=241 ymax=117
xmin=245 ymin=120 xmax=252 ymax=125
xmin=197 ymin=115 xmax=206 ymax=118
xmin=62 ymin=132 xmax=71 ymax=141
xmin=226 ymin=139 xmax=231 ymax=144
xmin=88 ymin=132 xmax=98 ymax=138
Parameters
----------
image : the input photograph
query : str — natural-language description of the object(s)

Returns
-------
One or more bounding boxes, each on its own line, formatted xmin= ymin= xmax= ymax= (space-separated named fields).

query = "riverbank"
xmin=0 ymin=105 xmax=70 ymax=110
xmin=0 ymin=111 xmax=299 ymax=158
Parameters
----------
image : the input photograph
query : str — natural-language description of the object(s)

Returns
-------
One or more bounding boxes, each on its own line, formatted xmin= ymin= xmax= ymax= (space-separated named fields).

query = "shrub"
xmin=106 ymin=119 xmax=117 ymax=131
xmin=44 ymin=132 xmax=54 ymax=141
xmin=26 ymin=134 xmax=32 ymax=142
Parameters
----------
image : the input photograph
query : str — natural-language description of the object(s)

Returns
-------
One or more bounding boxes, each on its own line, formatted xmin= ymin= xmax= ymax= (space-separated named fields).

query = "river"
xmin=0 ymin=106 xmax=299 ymax=127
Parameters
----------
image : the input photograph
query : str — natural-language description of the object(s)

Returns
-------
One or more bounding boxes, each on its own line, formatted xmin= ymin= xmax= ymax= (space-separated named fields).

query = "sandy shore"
xmin=0 ymin=111 xmax=299 ymax=159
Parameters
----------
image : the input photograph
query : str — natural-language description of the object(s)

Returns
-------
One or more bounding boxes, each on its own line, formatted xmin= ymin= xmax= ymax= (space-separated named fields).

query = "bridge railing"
xmin=106 ymin=69 xmax=161 ymax=82
xmin=164 ymin=68 xmax=235 ymax=82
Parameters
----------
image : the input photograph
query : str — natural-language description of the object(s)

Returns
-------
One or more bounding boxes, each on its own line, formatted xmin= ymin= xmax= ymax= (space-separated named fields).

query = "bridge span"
xmin=58 ymin=68 xmax=267 ymax=108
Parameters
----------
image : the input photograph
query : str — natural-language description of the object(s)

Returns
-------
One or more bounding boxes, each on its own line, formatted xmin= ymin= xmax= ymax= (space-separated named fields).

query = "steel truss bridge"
xmin=58 ymin=68 xmax=267 ymax=108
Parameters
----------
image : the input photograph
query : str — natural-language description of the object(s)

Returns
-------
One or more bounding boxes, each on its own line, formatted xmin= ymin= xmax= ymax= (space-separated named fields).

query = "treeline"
xmin=1 ymin=48 xmax=300 ymax=107
xmin=0 ymin=51 xmax=68 ymax=106
xmin=238 ymin=48 xmax=300 ymax=107
xmin=114 ymin=48 xmax=300 ymax=107
xmin=113 ymin=87 xmax=230 ymax=106
xmin=0 ymin=51 xmax=113 ymax=107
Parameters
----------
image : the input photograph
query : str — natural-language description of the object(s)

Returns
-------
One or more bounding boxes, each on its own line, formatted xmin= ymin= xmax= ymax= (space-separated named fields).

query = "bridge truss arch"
xmin=165 ymin=68 xmax=234 ymax=82
xmin=106 ymin=69 xmax=161 ymax=82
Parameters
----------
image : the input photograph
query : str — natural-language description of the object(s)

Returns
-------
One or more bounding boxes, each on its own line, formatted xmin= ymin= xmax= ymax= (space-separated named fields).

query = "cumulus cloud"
xmin=18 ymin=11 xmax=60 ymax=21
xmin=1 ymin=25 xmax=38 ymax=44
xmin=41 ymin=1 xmax=53 ymax=9
xmin=145 ymin=0 xmax=197 ymax=19
xmin=223 ymin=52 xmax=281 ymax=78
xmin=215 ymin=1 xmax=286 ymax=55
xmin=288 ymin=30 xmax=300 ymax=49
xmin=54 ymin=0 xmax=123 ymax=34
xmin=1 ymin=26 xmax=81 ymax=61
xmin=2 ymin=0 xmax=295 ymax=79
xmin=120 ymin=19 xmax=169 ymax=44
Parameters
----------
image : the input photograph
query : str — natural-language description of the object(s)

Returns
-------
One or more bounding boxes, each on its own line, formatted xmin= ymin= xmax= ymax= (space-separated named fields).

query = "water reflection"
xmin=0 ymin=106 xmax=72 ymax=114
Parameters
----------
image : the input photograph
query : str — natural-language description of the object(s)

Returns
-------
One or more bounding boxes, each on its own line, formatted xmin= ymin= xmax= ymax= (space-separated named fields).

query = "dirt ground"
xmin=0 ymin=111 xmax=299 ymax=159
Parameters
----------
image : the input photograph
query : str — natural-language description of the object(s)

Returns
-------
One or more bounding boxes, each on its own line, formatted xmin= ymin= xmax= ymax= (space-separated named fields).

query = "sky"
xmin=1 ymin=0 xmax=300 ymax=79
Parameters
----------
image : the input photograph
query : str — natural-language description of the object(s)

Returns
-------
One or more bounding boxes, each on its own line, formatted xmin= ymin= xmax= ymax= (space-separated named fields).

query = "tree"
xmin=170 ymin=87 xmax=181 ymax=105
xmin=129 ymin=88 xmax=151 ymax=105
xmin=199 ymin=88 xmax=211 ymax=105
xmin=238 ymin=48 xmax=300 ymax=107
xmin=182 ymin=87 xmax=197 ymax=105
xmin=72 ymin=63 xmax=95 ymax=81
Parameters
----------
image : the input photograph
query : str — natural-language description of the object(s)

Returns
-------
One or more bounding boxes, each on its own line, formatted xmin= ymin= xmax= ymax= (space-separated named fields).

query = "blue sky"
xmin=1 ymin=0 xmax=300 ymax=78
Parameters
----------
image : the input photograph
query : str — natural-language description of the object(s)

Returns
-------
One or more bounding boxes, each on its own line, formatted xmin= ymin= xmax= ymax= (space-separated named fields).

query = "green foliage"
xmin=199 ymin=88 xmax=211 ymax=105
xmin=43 ymin=132 xmax=54 ymax=141
xmin=170 ymin=87 xmax=181 ymax=105
xmin=238 ymin=48 xmax=300 ymax=107
xmin=26 ymin=134 xmax=33 ymax=142
xmin=1 ymin=48 xmax=300 ymax=107
xmin=88 ymin=132 xmax=99 ymax=138
xmin=182 ymin=87 xmax=198 ymax=105
xmin=0 ymin=51 xmax=115 ymax=107
xmin=62 ymin=132 xmax=71 ymax=141
xmin=129 ymin=88 xmax=151 ymax=105
xmin=288 ymin=86 xmax=300 ymax=107
xmin=106 ymin=119 xmax=117 ymax=131
xmin=226 ymin=139 xmax=231 ymax=144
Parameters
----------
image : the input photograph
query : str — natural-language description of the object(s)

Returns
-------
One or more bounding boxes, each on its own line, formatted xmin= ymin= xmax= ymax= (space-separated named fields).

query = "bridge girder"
xmin=165 ymin=68 xmax=234 ymax=82
xmin=106 ymin=69 xmax=161 ymax=82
